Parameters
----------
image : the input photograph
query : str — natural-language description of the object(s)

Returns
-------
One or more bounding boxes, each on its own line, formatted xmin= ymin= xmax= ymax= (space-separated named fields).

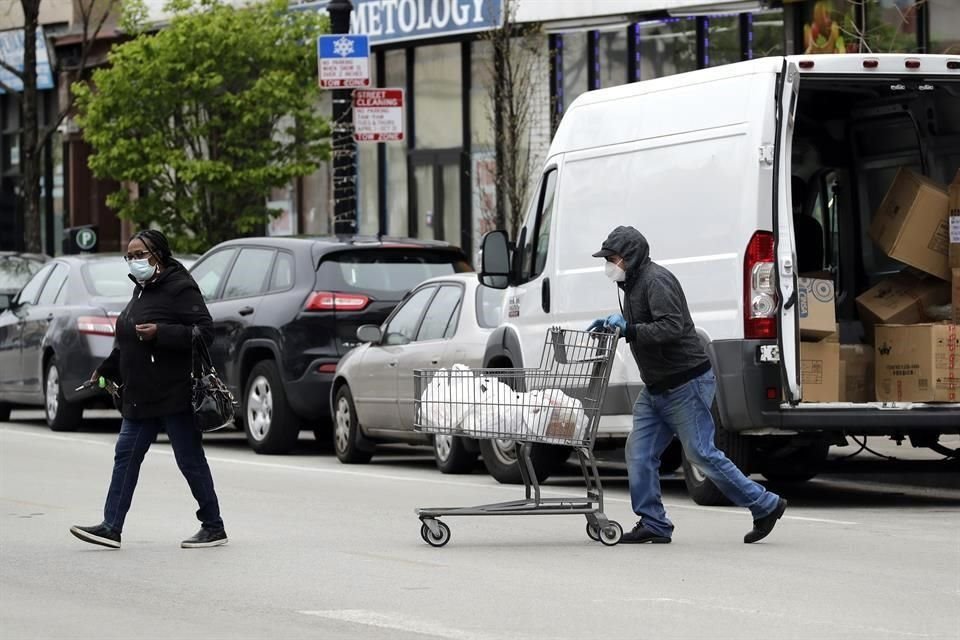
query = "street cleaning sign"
xmin=318 ymin=34 xmax=370 ymax=88
xmin=353 ymin=89 xmax=404 ymax=142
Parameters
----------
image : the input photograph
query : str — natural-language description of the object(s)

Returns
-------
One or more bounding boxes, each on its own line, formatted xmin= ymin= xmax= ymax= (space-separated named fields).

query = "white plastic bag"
xmin=419 ymin=364 xmax=474 ymax=429
xmin=523 ymin=389 xmax=589 ymax=444
xmin=461 ymin=376 xmax=527 ymax=437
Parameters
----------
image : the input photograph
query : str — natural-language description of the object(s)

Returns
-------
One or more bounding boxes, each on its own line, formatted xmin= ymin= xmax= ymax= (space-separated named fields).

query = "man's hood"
xmin=597 ymin=225 xmax=651 ymax=280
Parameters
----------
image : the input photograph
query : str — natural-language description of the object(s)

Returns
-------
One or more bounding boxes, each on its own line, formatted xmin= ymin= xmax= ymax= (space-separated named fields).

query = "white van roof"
xmin=552 ymin=54 xmax=960 ymax=157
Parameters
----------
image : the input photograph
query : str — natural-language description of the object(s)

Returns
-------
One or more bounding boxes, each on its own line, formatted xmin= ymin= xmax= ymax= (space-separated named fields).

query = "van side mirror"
xmin=356 ymin=324 xmax=383 ymax=344
xmin=479 ymin=230 xmax=511 ymax=290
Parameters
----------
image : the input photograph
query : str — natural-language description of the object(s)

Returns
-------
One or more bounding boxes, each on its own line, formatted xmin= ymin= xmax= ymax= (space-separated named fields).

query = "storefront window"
xmin=413 ymin=43 xmax=462 ymax=149
xmin=751 ymin=10 xmax=785 ymax=58
xmin=300 ymin=91 xmax=332 ymax=236
xmin=706 ymin=15 xmax=740 ymax=67
xmin=929 ymin=0 xmax=960 ymax=53
xmin=384 ymin=49 xmax=408 ymax=237
xmin=561 ymin=31 xmax=588 ymax=111
xmin=861 ymin=0 xmax=919 ymax=53
xmin=638 ymin=19 xmax=696 ymax=79
xmin=598 ymin=28 xmax=628 ymax=88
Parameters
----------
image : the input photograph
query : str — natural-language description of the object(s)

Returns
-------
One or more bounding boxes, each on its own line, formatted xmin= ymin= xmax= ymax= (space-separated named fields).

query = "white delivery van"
xmin=477 ymin=54 xmax=960 ymax=502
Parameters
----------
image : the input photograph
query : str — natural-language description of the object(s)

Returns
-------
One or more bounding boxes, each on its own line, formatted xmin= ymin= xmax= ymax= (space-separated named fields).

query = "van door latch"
xmin=759 ymin=145 xmax=775 ymax=166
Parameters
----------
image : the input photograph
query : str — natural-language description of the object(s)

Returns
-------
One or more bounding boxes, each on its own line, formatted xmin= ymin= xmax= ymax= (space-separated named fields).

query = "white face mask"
xmin=604 ymin=261 xmax=626 ymax=282
xmin=128 ymin=258 xmax=157 ymax=282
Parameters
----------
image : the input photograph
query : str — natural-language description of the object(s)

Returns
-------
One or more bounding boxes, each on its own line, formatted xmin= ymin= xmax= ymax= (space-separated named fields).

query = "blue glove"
xmin=587 ymin=318 xmax=607 ymax=332
xmin=605 ymin=314 xmax=627 ymax=332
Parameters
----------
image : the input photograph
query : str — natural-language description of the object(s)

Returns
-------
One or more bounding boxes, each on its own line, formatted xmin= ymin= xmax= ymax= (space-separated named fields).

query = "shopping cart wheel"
xmin=420 ymin=521 xmax=451 ymax=547
xmin=585 ymin=522 xmax=601 ymax=542
xmin=599 ymin=521 xmax=623 ymax=546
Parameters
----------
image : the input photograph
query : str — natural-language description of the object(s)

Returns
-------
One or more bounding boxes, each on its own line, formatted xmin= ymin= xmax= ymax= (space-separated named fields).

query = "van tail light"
xmin=798 ymin=60 xmax=815 ymax=70
xmin=862 ymin=59 xmax=879 ymax=69
xmin=905 ymin=59 xmax=920 ymax=69
xmin=304 ymin=291 xmax=370 ymax=312
xmin=77 ymin=315 xmax=117 ymax=336
xmin=744 ymin=231 xmax=777 ymax=340
xmin=948 ymin=60 xmax=960 ymax=70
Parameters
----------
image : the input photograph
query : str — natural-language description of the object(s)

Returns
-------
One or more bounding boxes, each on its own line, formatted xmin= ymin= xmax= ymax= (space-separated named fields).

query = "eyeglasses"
xmin=123 ymin=250 xmax=153 ymax=262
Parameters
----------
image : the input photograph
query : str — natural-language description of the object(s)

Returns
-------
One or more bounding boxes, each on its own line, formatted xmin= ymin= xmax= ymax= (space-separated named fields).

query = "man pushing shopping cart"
xmin=587 ymin=225 xmax=788 ymax=544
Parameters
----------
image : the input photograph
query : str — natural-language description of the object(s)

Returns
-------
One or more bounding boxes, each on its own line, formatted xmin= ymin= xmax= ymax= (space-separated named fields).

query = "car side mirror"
xmin=478 ymin=230 xmax=511 ymax=290
xmin=356 ymin=324 xmax=383 ymax=344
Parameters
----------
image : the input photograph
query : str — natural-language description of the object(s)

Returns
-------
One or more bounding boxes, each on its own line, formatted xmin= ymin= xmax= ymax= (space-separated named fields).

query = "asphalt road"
xmin=1 ymin=411 xmax=958 ymax=640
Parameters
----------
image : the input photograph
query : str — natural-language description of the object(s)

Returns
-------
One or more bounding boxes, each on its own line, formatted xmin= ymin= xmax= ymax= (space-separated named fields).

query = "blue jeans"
xmin=103 ymin=412 xmax=223 ymax=533
xmin=625 ymin=370 xmax=779 ymax=538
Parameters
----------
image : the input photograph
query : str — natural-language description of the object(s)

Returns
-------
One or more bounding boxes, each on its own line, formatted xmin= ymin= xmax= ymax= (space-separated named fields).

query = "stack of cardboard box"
xmin=857 ymin=168 xmax=959 ymax=404
xmin=798 ymin=277 xmax=841 ymax=402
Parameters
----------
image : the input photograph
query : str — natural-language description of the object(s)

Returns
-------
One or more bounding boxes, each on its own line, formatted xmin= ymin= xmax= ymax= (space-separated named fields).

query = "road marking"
xmin=602 ymin=597 xmax=936 ymax=638
xmin=0 ymin=426 xmax=859 ymax=526
xmin=297 ymin=609 xmax=544 ymax=640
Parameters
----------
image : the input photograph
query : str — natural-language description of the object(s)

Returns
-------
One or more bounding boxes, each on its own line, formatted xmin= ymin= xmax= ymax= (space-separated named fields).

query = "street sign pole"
xmin=329 ymin=0 xmax=357 ymax=237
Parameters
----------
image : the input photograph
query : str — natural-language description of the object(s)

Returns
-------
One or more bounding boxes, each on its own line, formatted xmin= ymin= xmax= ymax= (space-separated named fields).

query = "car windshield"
xmin=0 ymin=255 xmax=45 ymax=291
xmin=82 ymin=260 xmax=136 ymax=298
xmin=319 ymin=250 xmax=471 ymax=301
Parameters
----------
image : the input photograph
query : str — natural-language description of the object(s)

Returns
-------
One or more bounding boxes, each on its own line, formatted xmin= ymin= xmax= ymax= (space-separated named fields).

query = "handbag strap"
xmin=191 ymin=325 xmax=214 ymax=377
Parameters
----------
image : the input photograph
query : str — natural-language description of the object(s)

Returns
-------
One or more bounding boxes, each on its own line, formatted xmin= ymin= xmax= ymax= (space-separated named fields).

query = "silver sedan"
xmin=331 ymin=274 xmax=504 ymax=473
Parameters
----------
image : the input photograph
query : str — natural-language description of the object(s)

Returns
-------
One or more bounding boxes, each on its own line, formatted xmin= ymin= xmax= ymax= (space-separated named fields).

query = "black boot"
xmin=744 ymin=498 xmax=788 ymax=544
xmin=621 ymin=521 xmax=671 ymax=544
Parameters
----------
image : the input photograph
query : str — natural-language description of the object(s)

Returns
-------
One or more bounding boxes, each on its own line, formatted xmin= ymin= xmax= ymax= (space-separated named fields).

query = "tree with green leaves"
xmin=74 ymin=0 xmax=331 ymax=253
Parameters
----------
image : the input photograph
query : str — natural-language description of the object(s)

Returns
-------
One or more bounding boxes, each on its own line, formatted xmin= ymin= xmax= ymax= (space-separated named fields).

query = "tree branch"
xmin=0 ymin=57 xmax=24 ymax=80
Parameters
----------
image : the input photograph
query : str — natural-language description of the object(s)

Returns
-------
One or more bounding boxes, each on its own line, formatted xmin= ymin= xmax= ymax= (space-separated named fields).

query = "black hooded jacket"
xmin=97 ymin=260 xmax=213 ymax=419
xmin=600 ymin=226 xmax=711 ymax=394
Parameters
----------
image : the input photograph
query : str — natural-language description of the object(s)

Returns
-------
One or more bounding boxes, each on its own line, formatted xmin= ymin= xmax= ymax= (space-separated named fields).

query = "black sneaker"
xmin=744 ymin=498 xmax=788 ymax=544
xmin=621 ymin=521 xmax=671 ymax=544
xmin=181 ymin=527 xmax=228 ymax=549
xmin=70 ymin=523 xmax=121 ymax=549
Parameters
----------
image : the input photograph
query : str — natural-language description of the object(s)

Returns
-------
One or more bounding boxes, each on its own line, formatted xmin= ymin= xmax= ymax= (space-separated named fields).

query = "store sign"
xmin=353 ymin=88 xmax=404 ymax=142
xmin=318 ymin=34 xmax=371 ymax=88
xmin=292 ymin=0 xmax=503 ymax=45
xmin=0 ymin=29 xmax=54 ymax=93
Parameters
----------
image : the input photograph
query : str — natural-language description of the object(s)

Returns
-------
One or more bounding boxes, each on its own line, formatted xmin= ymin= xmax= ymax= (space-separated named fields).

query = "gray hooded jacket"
xmin=599 ymin=226 xmax=711 ymax=394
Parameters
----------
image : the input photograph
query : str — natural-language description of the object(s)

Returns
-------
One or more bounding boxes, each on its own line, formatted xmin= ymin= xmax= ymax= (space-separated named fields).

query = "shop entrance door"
xmin=411 ymin=149 xmax=462 ymax=247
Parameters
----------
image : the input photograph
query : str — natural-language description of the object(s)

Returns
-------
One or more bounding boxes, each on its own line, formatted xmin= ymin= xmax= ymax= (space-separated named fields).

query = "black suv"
xmin=189 ymin=236 xmax=472 ymax=454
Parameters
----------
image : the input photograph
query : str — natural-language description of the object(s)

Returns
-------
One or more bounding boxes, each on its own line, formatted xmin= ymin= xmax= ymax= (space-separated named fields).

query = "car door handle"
xmin=541 ymin=277 xmax=551 ymax=313
xmin=238 ymin=306 xmax=255 ymax=316
xmin=431 ymin=359 xmax=440 ymax=365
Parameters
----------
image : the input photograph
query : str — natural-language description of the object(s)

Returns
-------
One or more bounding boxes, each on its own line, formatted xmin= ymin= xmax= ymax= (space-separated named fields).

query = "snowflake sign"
xmin=317 ymin=35 xmax=370 ymax=88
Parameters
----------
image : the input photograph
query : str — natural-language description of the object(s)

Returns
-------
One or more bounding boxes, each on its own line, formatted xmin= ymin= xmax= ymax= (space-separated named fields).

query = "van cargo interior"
xmin=789 ymin=75 xmax=959 ymax=404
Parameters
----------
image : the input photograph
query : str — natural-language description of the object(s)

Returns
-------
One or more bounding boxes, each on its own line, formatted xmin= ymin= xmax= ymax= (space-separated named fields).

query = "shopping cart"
xmin=413 ymin=327 xmax=622 ymax=547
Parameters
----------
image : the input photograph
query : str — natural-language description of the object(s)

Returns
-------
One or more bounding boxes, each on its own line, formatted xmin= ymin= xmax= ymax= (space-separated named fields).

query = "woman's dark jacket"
xmin=97 ymin=260 xmax=213 ymax=420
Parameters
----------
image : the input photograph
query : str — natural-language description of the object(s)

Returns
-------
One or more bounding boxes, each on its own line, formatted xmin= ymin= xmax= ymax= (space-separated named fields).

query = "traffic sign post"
xmin=318 ymin=34 xmax=370 ymax=88
xmin=352 ymin=89 xmax=405 ymax=142
xmin=327 ymin=1 xmax=359 ymax=237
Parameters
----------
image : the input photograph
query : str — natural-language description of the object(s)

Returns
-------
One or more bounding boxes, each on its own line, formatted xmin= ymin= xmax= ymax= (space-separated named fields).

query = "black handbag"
xmin=191 ymin=326 xmax=237 ymax=433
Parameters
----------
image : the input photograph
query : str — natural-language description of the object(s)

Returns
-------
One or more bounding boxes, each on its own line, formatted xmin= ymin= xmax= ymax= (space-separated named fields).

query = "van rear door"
xmin=774 ymin=60 xmax=801 ymax=403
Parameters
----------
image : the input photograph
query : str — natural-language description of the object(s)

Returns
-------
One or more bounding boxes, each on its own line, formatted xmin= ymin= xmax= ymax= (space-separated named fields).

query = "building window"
xmin=705 ymin=15 xmax=740 ymax=66
xmin=752 ymin=9 xmax=785 ymax=57
xmin=598 ymin=28 xmax=629 ymax=88
xmin=929 ymin=0 xmax=960 ymax=53
xmin=639 ymin=19 xmax=697 ymax=79
xmin=384 ymin=48 xmax=408 ymax=237
xmin=413 ymin=43 xmax=462 ymax=149
xmin=561 ymin=31 xmax=589 ymax=111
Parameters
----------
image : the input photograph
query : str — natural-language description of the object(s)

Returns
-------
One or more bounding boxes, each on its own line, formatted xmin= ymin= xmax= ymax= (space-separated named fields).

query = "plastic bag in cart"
xmin=522 ymin=389 xmax=589 ymax=444
xmin=460 ymin=376 xmax=528 ymax=437
xmin=420 ymin=364 xmax=474 ymax=429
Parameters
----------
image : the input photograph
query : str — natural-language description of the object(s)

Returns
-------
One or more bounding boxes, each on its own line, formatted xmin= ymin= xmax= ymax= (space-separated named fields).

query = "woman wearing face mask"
xmin=70 ymin=230 xmax=227 ymax=550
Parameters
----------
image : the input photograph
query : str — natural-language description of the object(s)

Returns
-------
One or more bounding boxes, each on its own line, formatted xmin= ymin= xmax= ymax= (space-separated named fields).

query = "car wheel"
xmin=243 ymin=360 xmax=299 ymax=454
xmin=45 ymin=358 xmax=82 ymax=432
xmin=680 ymin=401 xmax=750 ymax=506
xmin=761 ymin=442 xmax=829 ymax=484
xmin=479 ymin=439 xmax=570 ymax=484
xmin=333 ymin=385 xmax=372 ymax=464
xmin=433 ymin=435 xmax=477 ymax=474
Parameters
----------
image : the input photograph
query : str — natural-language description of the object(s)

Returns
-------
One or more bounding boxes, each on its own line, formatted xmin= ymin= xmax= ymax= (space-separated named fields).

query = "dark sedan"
xmin=0 ymin=254 xmax=196 ymax=429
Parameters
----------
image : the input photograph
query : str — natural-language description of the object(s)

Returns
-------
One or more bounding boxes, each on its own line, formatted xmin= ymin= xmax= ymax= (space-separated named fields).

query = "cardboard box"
xmin=798 ymin=277 xmax=836 ymax=339
xmin=870 ymin=168 xmax=950 ymax=281
xmin=949 ymin=170 xmax=960 ymax=269
xmin=875 ymin=324 xmax=960 ymax=403
xmin=840 ymin=344 xmax=874 ymax=403
xmin=855 ymin=272 xmax=951 ymax=335
xmin=800 ymin=340 xmax=840 ymax=403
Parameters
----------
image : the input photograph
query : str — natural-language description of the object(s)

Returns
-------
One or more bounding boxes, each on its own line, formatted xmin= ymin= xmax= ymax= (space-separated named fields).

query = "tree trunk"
xmin=20 ymin=0 xmax=43 ymax=254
